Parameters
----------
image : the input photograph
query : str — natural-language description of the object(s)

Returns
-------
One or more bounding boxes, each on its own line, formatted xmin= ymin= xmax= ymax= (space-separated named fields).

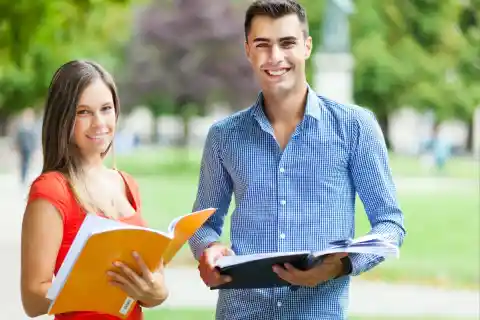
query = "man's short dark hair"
xmin=244 ymin=0 xmax=309 ymax=41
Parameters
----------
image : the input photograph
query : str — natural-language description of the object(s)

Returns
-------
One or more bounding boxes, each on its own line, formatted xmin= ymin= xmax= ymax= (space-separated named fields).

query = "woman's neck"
xmin=79 ymin=155 xmax=106 ymax=175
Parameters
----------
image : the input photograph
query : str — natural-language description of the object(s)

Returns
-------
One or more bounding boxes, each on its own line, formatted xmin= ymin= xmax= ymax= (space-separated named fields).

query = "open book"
xmin=46 ymin=208 xmax=215 ymax=318
xmin=212 ymin=234 xmax=399 ymax=290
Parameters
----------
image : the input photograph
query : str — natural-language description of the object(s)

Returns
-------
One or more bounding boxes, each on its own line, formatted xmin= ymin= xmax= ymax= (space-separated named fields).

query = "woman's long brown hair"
xmin=41 ymin=60 xmax=120 ymax=217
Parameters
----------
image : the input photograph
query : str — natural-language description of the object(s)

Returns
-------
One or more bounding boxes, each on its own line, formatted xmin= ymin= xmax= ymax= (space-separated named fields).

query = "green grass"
xmin=387 ymin=154 xmax=478 ymax=179
xmin=144 ymin=308 xmax=476 ymax=320
xmin=135 ymin=174 xmax=479 ymax=289
xmin=354 ymin=187 xmax=479 ymax=288
xmin=110 ymin=147 xmax=479 ymax=179
xmin=112 ymin=148 xmax=479 ymax=289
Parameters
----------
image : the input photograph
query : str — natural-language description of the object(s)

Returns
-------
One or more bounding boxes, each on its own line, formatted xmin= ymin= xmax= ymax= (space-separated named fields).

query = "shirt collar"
xmin=251 ymin=84 xmax=322 ymax=122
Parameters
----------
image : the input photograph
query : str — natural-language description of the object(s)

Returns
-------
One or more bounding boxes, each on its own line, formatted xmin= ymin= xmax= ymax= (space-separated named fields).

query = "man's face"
xmin=245 ymin=14 xmax=312 ymax=96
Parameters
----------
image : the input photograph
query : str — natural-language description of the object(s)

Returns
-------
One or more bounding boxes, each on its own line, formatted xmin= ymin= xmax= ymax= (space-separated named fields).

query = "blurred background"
xmin=0 ymin=0 xmax=479 ymax=319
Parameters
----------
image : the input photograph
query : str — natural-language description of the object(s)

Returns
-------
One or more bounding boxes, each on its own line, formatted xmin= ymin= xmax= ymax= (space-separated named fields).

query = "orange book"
xmin=46 ymin=208 xmax=216 ymax=318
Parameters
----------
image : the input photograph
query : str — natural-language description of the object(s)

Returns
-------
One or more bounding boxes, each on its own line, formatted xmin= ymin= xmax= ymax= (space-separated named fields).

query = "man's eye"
xmin=282 ymin=41 xmax=295 ymax=48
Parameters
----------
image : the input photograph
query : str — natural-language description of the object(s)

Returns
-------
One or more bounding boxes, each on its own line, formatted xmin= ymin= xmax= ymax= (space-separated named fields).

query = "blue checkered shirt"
xmin=189 ymin=86 xmax=406 ymax=320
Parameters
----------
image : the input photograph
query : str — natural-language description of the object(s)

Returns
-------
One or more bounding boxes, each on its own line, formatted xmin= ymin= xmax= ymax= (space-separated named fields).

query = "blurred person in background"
xmin=189 ymin=0 xmax=406 ymax=319
xmin=20 ymin=60 xmax=169 ymax=319
xmin=420 ymin=123 xmax=452 ymax=173
xmin=12 ymin=107 xmax=38 ymax=185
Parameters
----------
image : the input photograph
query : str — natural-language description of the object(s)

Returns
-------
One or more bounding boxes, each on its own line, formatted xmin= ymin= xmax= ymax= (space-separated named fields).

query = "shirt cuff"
xmin=349 ymin=253 xmax=385 ymax=276
xmin=188 ymin=227 xmax=221 ymax=261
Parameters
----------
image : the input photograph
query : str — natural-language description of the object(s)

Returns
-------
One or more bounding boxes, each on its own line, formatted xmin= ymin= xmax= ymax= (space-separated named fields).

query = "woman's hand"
xmin=107 ymin=251 xmax=169 ymax=308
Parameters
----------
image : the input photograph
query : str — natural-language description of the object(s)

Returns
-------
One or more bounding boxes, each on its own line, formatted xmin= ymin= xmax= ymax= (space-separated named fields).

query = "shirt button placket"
xmin=278 ymin=164 xmax=287 ymax=251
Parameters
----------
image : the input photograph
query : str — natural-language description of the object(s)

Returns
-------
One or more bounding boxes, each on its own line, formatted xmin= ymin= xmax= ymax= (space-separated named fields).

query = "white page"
xmin=314 ymin=243 xmax=399 ymax=259
xmin=167 ymin=215 xmax=183 ymax=234
xmin=216 ymin=251 xmax=310 ymax=269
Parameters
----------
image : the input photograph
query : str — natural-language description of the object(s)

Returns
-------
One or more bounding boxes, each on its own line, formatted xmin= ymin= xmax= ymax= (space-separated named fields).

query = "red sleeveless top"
xmin=28 ymin=170 xmax=146 ymax=320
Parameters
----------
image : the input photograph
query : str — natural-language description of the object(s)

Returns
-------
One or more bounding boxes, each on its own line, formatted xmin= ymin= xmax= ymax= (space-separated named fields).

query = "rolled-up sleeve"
xmin=348 ymin=108 xmax=406 ymax=276
xmin=188 ymin=124 xmax=234 ymax=261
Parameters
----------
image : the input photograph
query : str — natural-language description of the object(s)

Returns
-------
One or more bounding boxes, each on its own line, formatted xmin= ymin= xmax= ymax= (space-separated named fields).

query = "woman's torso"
xmin=29 ymin=170 xmax=146 ymax=320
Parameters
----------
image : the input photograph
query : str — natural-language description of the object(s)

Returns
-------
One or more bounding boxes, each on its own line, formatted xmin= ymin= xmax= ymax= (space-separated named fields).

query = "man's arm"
xmin=188 ymin=124 xmax=234 ymax=261
xmin=347 ymin=108 xmax=406 ymax=276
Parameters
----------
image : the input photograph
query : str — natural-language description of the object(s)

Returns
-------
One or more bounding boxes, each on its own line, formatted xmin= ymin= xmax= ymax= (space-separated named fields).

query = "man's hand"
xmin=198 ymin=242 xmax=234 ymax=287
xmin=272 ymin=253 xmax=348 ymax=287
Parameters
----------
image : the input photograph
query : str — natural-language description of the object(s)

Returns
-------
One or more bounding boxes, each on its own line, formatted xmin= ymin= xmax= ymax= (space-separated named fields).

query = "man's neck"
xmin=262 ymin=84 xmax=308 ymax=125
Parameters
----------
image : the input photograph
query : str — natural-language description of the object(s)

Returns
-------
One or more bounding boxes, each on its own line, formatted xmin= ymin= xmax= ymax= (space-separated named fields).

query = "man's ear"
xmin=244 ymin=41 xmax=251 ymax=62
xmin=304 ymin=35 xmax=313 ymax=59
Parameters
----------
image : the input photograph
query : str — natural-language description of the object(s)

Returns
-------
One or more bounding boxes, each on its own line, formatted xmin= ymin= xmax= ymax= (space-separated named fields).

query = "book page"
xmin=162 ymin=208 xmax=216 ymax=265
xmin=47 ymin=214 xmax=172 ymax=301
xmin=215 ymin=251 xmax=310 ymax=269
xmin=314 ymin=239 xmax=399 ymax=259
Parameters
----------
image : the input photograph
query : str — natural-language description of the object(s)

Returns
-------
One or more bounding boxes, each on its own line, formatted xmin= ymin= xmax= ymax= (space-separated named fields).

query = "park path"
xmin=0 ymin=172 xmax=478 ymax=319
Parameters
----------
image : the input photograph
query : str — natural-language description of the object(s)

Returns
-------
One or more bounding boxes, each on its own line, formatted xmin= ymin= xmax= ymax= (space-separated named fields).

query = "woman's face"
xmin=73 ymin=78 xmax=116 ymax=160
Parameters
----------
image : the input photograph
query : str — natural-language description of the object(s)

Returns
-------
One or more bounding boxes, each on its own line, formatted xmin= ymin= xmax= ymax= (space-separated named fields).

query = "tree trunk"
xmin=174 ymin=95 xmax=195 ymax=148
xmin=377 ymin=112 xmax=391 ymax=150
xmin=0 ymin=111 xmax=10 ymax=136
xmin=180 ymin=110 xmax=190 ymax=148
xmin=151 ymin=114 xmax=159 ymax=144
xmin=465 ymin=118 xmax=473 ymax=153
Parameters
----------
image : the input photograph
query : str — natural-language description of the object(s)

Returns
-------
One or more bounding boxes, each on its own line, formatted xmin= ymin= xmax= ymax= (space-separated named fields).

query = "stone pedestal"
xmin=473 ymin=107 xmax=480 ymax=158
xmin=313 ymin=52 xmax=354 ymax=105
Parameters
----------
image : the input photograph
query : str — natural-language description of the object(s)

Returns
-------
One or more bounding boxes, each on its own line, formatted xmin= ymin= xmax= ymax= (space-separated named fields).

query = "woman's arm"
xmin=21 ymin=199 xmax=63 ymax=317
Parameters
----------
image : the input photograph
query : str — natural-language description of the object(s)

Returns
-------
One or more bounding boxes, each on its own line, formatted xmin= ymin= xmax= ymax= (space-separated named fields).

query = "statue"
xmin=321 ymin=0 xmax=355 ymax=53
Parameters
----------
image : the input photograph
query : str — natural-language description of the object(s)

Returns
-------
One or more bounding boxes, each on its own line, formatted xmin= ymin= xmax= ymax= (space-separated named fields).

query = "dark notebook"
xmin=211 ymin=234 xmax=399 ymax=290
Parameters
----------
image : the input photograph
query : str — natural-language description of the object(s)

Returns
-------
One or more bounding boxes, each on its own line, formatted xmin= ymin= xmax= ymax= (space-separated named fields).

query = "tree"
xmin=351 ymin=0 xmax=480 ymax=148
xmin=299 ymin=0 xmax=479 ymax=149
xmin=0 ymin=0 xmax=132 ymax=134
xmin=121 ymin=0 xmax=258 ymax=145
xmin=457 ymin=1 xmax=480 ymax=150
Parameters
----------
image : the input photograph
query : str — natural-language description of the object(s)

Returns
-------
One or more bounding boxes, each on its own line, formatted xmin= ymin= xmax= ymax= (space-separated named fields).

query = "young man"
xmin=188 ymin=1 xmax=406 ymax=319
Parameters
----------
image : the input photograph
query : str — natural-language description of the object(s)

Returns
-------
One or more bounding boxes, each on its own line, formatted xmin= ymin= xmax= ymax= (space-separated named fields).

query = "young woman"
xmin=20 ymin=60 xmax=168 ymax=319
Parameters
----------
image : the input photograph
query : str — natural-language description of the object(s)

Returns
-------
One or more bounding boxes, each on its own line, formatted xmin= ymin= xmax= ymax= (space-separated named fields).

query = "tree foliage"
xmin=0 ymin=0 xmax=132 ymax=119
xmin=300 ymin=0 xmax=478 ymax=148
xmin=121 ymin=0 xmax=258 ymax=144
xmin=122 ymin=0 xmax=258 ymax=112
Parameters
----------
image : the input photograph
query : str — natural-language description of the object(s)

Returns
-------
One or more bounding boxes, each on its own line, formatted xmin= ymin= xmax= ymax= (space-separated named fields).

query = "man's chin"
xmin=262 ymin=82 xmax=292 ymax=95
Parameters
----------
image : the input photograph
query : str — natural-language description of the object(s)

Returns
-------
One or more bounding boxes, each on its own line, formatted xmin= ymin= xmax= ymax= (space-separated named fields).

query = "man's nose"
xmin=269 ymin=45 xmax=283 ymax=64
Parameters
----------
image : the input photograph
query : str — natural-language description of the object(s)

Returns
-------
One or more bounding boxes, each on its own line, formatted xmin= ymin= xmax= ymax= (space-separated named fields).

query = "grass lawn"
xmin=111 ymin=147 xmax=479 ymax=180
xmin=135 ymin=174 xmax=479 ymax=289
xmin=144 ymin=308 xmax=476 ymax=320
xmin=112 ymin=148 xmax=479 ymax=289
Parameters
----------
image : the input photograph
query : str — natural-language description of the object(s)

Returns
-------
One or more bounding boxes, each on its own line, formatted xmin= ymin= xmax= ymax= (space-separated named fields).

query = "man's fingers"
xmin=199 ymin=264 xmax=231 ymax=287
xmin=272 ymin=265 xmax=295 ymax=284
xmin=323 ymin=253 xmax=347 ymax=263
xmin=212 ymin=268 xmax=232 ymax=283
xmin=224 ymin=247 xmax=235 ymax=256
xmin=207 ymin=252 xmax=222 ymax=267
xmin=283 ymin=263 xmax=301 ymax=275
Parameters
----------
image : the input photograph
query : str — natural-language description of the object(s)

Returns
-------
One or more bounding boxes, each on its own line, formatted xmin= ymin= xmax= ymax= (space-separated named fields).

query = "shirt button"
xmin=277 ymin=301 xmax=282 ymax=307
xmin=280 ymin=200 xmax=286 ymax=205
xmin=279 ymin=167 xmax=285 ymax=173
xmin=280 ymin=233 xmax=286 ymax=239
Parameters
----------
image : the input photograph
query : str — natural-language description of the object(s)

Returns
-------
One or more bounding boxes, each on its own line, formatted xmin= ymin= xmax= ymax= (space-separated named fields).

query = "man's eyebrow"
xmin=253 ymin=37 xmax=271 ymax=43
xmin=252 ymin=36 xmax=298 ymax=43
xmin=279 ymin=36 xmax=298 ymax=42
